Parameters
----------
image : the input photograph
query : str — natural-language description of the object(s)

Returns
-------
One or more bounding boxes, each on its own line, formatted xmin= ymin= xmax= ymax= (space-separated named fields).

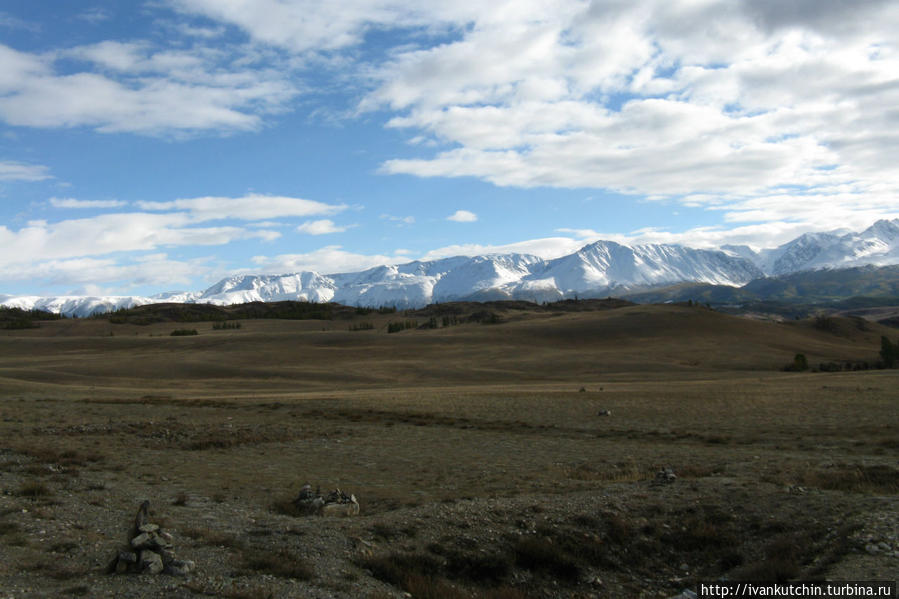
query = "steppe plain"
xmin=0 ymin=301 xmax=896 ymax=598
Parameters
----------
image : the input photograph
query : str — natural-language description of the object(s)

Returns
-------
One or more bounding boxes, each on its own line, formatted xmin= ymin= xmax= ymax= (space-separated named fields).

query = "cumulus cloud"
xmin=0 ymin=160 xmax=51 ymax=181
xmin=0 ymin=211 xmax=276 ymax=268
xmin=297 ymin=219 xmax=351 ymax=235
xmin=0 ymin=254 xmax=206 ymax=288
xmin=380 ymin=214 xmax=415 ymax=225
xmin=50 ymin=198 xmax=126 ymax=209
xmin=137 ymin=194 xmax=345 ymax=222
xmin=251 ymin=245 xmax=404 ymax=275
xmin=447 ymin=209 xmax=477 ymax=222
xmin=0 ymin=42 xmax=298 ymax=136
xmin=362 ymin=0 xmax=899 ymax=231
xmin=167 ymin=0 xmax=482 ymax=54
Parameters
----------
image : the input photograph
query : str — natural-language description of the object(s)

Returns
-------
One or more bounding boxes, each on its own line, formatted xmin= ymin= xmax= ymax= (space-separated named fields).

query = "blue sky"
xmin=1 ymin=0 xmax=897 ymax=296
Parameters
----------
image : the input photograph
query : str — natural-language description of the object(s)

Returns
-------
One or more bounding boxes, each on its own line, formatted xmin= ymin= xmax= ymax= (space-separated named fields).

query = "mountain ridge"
xmin=4 ymin=219 xmax=898 ymax=317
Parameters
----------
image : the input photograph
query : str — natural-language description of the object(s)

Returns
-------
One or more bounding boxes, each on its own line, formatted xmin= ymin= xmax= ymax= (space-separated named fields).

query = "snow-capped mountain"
xmin=745 ymin=220 xmax=899 ymax=275
xmin=3 ymin=219 xmax=897 ymax=317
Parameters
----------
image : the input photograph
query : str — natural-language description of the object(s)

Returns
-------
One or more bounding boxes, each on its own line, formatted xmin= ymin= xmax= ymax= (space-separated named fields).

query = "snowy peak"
xmin=198 ymin=272 xmax=336 ymax=304
xmin=761 ymin=218 xmax=899 ymax=275
xmin=3 ymin=219 xmax=897 ymax=316
xmin=533 ymin=241 xmax=761 ymax=294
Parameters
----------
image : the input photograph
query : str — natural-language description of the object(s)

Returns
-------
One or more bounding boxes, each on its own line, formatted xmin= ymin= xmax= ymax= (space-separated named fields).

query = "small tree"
xmin=784 ymin=353 xmax=809 ymax=372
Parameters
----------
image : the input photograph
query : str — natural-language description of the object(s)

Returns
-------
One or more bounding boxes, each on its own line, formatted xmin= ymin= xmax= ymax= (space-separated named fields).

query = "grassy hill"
xmin=2 ymin=303 xmax=893 ymax=398
xmin=1 ymin=300 xmax=897 ymax=597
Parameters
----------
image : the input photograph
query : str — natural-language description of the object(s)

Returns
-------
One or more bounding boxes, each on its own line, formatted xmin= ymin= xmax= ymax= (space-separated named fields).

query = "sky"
xmin=1 ymin=0 xmax=898 ymax=297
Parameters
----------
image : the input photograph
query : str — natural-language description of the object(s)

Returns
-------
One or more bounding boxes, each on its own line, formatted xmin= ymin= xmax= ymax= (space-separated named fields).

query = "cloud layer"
xmin=2 ymin=1 xmax=897 ymax=293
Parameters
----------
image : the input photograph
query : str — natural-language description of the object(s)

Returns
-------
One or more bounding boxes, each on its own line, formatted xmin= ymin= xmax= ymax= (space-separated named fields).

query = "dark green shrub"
xmin=783 ymin=353 xmax=808 ymax=371
xmin=170 ymin=329 xmax=198 ymax=336
xmin=387 ymin=320 xmax=417 ymax=333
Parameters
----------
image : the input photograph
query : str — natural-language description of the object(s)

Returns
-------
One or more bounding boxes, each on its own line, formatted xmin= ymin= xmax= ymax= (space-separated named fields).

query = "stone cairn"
xmin=107 ymin=500 xmax=195 ymax=576
xmin=293 ymin=483 xmax=360 ymax=517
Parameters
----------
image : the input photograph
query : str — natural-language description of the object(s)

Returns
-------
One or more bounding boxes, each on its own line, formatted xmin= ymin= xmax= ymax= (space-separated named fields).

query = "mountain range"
xmin=3 ymin=219 xmax=898 ymax=317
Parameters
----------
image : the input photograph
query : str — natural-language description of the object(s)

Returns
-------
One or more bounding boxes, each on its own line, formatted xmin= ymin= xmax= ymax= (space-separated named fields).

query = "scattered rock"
xmin=653 ymin=468 xmax=677 ymax=485
xmin=293 ymin=483 xmax=360 ymax=517
xmin=597 ymin=409 xmax=612 ymax=416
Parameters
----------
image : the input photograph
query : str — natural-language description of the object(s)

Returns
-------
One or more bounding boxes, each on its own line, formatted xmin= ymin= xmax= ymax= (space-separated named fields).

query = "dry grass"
xmin=16 ymin=481 xmax=52 ymax=498
xmin=0 ymin=306 xmax=896 ymax=595
xmin=240 ymin=546 xmax=315 ymax=580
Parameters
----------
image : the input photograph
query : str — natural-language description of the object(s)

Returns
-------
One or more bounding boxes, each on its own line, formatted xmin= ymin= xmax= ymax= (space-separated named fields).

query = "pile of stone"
xmin=293 ymin=483 xmax=360 ymax=517
xmin=107 ymin=501 xmax=195 ymax=576
xmin=653 ymin=468 xmax=677 ymax=485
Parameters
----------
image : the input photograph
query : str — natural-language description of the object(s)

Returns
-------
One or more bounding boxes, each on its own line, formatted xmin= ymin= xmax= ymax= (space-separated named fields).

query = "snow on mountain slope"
xmin=2 ymin=219 xmax=896 ymax=316
xmin=516 ymin=241 xmax=763 ymax=297
xmin=0 ymin=295 xmax=157 ymax=318
xmin=432 ymin=254 xmax=543 ymax=301
xmin=758 ymin=219 xmax=899 ymax=275
xmin=198 ymin=272 xmax=336 ymax=305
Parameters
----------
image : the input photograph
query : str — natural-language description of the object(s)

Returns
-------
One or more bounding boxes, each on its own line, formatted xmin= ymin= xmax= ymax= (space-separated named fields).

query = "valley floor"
xmin=0 ymin=309 xmax=896 ymax=597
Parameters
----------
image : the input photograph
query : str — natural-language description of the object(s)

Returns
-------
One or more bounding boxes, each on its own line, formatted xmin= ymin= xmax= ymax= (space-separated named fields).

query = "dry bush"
xmin=17 ymin=481 xmax=51 ymax=498
xmin=565 ymin=461 xmax=649 ymax=482
xmin=801 ymin=464 xmax=899 ymax=494
xmin=182 ymin=527 xmax=242 ymax=549
xmin=513 ymin=536 xmax=580 ymax=581
xmin=0 ymin=521 xmax=21 ymax=536
xmin=240 ymin=546 xmax=314 ymax=580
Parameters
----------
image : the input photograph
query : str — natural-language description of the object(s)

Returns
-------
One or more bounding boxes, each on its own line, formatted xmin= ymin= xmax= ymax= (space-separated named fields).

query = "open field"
xmin=0 ymin=303 xmax=897 ymax=597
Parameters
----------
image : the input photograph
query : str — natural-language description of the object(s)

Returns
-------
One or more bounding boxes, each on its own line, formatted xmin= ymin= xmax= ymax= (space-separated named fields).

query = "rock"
xmin=132 ymin=500 xmax=150 ymax=536
xmin=321 ymin=498 xmax=360 ymax=517
xmin=654 ymin=468 xmax=677 ymax=485
xmin=165 ymin=559 xmax=195 ymax=577
xmin=138 ymin=523 xmax=160 ymax=533
xmin=598 ymin=409 xmax=612 ymax=416
xmin=293 ymin=484 xmax=360 ymax=516
xmin=131 ymin=532 xmax=156 ymax=550
xmin=110 ymin=551 xmax=138 ymax=574
xmin=865 ymin=543 xmax=880 ymax=555
xmin=140 ymin=550 xmax=164 ymax=575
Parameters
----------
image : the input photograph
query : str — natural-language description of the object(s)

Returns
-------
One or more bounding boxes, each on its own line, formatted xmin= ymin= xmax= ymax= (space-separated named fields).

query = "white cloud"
xmin=421 ymin=237 xmax=585 ymax=261
xmin=0 ymin=160 xmax=51 ymax=181
xmin=50 ymin=198 xmax=126 ymax=209
xmin=137 ymin=194 xmax=345 ymax=222
xmin=167 ymin=0 xmax=482 ymax=54
xmin=380 ymin=214 xmax=415 ymax=225
xmin=0 ymin=42 xmax=298 ymax=136
xmin=0 ymin=253 xmax=208 ymax=289
xmin=251 ymin=245 xmax=404 ymax=274
xmin=0 ymin=211 xmax=276 ymax=268
xmin=447 ymin=209 xmax=477 ymax=222
xmin=76 ymin=8 xmax=112 ymax=24
xmin=361 ymin=1 xmax=899 ymax=232
xmin=297 ymin=219 xmax=350 ymax=235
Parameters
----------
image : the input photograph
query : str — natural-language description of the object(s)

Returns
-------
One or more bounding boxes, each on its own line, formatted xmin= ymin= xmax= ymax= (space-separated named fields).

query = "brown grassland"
xmin=0 ymin=302 xmax=896 ymax=598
